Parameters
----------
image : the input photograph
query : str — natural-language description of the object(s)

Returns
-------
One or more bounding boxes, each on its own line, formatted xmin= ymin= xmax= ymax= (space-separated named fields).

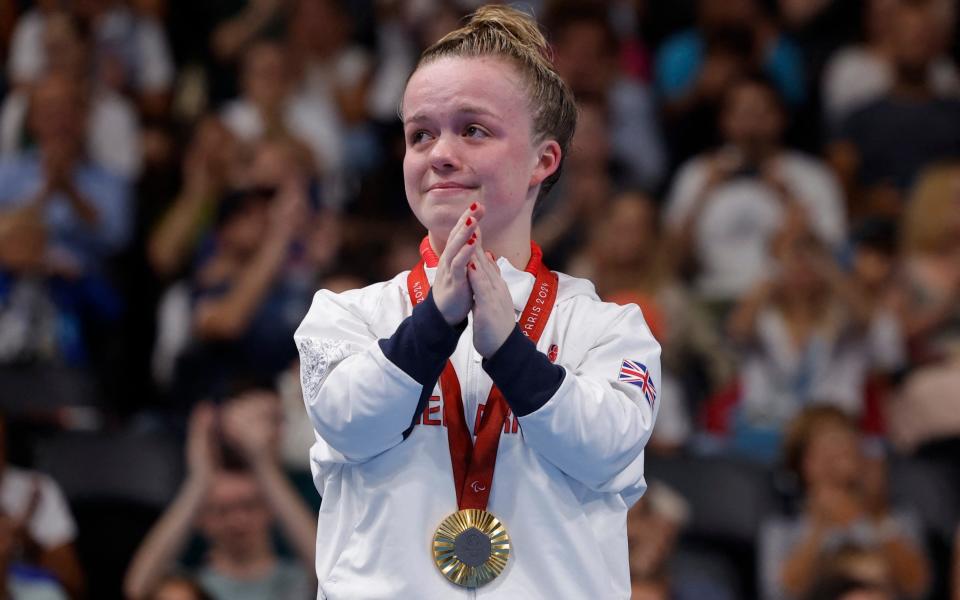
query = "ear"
xmin=529 ymin=139 xmax=562 ymax=188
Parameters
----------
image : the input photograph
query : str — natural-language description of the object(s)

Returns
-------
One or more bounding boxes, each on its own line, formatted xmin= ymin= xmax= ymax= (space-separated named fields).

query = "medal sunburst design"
xmin=432 ymin=509 xmax=511 ymax=587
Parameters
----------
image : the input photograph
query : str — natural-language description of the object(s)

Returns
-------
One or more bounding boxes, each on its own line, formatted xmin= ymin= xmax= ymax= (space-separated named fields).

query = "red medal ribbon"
xmin=407 ymin=238 xmax=557 ymax=511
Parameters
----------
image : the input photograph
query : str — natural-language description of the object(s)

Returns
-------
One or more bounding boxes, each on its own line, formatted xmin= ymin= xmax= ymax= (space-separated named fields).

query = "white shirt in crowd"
xmin=664 ymin=151 xmax=846 ymax=301
xmin=821 ymin=46 xmax=960 ymax=126
xmin=0 ymin=88 xmax=143 ymax=179
xmin=740 ymin=307 xmax=904 ymax=428
xmin=220 ymin=95 xmax=344 ymax=179
xmin=0 ymin=466 xmax=77 ymax=550
xmin=8 ymin=7 xmax=174 ymax=94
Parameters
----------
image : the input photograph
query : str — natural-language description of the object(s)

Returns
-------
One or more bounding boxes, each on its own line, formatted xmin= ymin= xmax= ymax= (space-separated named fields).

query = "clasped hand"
xmin=432 ymin=204 xmax=517 ymax=358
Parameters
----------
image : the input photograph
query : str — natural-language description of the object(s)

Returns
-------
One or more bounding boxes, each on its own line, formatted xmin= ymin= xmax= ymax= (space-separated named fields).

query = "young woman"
xmin=295 ymin=6 xmax=660 ymax=598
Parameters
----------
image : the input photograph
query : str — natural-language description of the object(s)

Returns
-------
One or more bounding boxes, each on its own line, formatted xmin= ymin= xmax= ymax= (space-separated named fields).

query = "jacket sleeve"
xmin=483 ymin=302 xmax=660 ymax=496
xmin=295 ymin=285 xmax=461 ymax=463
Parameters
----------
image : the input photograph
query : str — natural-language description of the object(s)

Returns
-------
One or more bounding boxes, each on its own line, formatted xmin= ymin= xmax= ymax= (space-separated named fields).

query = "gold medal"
xmin=432 ymin=509 xmax=510 ymax=587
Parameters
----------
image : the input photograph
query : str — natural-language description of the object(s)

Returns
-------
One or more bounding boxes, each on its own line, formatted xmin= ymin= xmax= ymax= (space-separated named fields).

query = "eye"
xmin=464 ymin=125 xmax=488 ymax=138
xmin=408 ymin=129 xmax=432 ymax=145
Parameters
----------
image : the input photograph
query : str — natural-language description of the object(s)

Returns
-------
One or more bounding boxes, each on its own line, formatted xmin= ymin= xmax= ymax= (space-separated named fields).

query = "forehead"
xmin=402 ymin=56 xmax=531 ymax=124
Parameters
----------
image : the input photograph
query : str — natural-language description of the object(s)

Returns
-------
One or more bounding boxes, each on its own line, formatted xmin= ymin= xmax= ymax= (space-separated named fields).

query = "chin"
xmin=416 ymin=197 xmax=470 ymax=231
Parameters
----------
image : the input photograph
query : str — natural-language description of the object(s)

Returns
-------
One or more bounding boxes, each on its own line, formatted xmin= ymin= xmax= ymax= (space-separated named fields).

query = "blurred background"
xmin=0 ymin=0 xmax=958 ymax=599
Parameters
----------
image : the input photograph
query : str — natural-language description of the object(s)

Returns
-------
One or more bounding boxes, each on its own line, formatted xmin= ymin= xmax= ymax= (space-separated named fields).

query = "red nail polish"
xmin=465 ymin=217 xmax=473 ymax=226
xmin=467 ymin=237 xmax=475 ymax=245
xmin=470 ymin=232 xmax=477 ymax=240
xmin=469 ymin=262 xmax=477 ymax=271
xmin=470 ymin=202 xmax=477 ymax=211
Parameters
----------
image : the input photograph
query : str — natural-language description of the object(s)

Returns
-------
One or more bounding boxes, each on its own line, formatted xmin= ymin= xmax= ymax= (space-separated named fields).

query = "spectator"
xmin=828 ymin=0 xmax=960 ymax=219
xmin=0 ymin=205 xmax=121 ymax=372
xmin=0 ymin=509 xmax=69 ymax=600
xmin=7 ymin=0 xmax=174 ymax=113
xmin=1 ymin=10 xmax=143 ymax=179
xmin=124 ymin=395 xmax=316 ymax=600
xmin=664 ymin=74 xmax=845 ymax=305
xmin=287 ymin=0 xmax=377 ymax=175
xmin=570 ymin=190 xmax=734 ymax=450
xmin=533 ymin=98 xmax=616 ymax=269
xmin=547 ymin=0 xmax=666 ymax=191
xmin=0 ymin=414 xmax=84 ymax=599
xmin=628 ymin=481 xmax=732 ymax=600
xmin=0 ymin=72 xmax=133 ymax=272
xmin=884 ymin=162 xmax=960 ymax=453
xmin=220 ymin=40 xmax=343 ymax=195
xmin=759 ymin=406 xmax=929 ymax=600
xmin=892 ymin=161 xmax=960 ymax=364
xmin=166 ymin=139 xmax=331 ymax=403
xmin=148 ymin=116 xmax=244 ymax=279
xmin=655 ymin=0 xmax=805 ymax=164
xmin=727 ymin=231 xmax=878 ymax=451
xmin=846 ymin=218 xmax=906 ymax=377
xmin=821 ymin=0 xmax=960 ymax=127
xmin=656 ymin=0 xmax=805 ymax=104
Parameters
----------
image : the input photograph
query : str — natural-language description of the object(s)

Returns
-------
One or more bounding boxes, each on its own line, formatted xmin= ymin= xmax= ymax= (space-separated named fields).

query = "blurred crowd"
xmin=0 ymin=0 xmax=958 ymax=599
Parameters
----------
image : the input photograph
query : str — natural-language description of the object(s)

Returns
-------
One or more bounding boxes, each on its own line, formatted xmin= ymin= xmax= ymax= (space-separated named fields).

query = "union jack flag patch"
xmin=618 ymin=359 xmax=657 ymax=408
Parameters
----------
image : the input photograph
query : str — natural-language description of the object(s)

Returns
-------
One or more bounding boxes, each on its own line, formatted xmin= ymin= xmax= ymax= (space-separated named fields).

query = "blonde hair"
xmin=416 ymin=5 xmax=578 ymax=202
xmin=903 ymin=161 xmax=960 ymax=255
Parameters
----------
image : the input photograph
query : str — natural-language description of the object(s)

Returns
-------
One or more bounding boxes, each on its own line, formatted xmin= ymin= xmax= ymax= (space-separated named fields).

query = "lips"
xmin=426 ymin=182 xmax=475 ymax=192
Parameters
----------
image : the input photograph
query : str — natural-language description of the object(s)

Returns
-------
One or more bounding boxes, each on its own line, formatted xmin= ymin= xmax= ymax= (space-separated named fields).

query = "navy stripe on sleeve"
xmin=379 ymin=290 xmax=464 ymax=385
xmin=482 ymin=326 xmax=566 ymax=417
xmin=378 ymin=290 xmax=465 ymax=438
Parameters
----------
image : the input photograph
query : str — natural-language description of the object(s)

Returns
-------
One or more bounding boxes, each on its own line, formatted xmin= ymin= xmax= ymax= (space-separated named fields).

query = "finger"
xmin=468 ymin=245 xmax=495 ymax=295
xmin=450 ymin=230 xmax=480 ymax=274
xmin=484 ymin=250 xmax=501 ymax=275
xmin=442 ymin=203 xmax=484 ymax=265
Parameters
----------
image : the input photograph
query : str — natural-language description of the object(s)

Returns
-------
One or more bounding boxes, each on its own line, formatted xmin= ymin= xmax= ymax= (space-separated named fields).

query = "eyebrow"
xmin=403 ymin=104 xmax=500 ymax=125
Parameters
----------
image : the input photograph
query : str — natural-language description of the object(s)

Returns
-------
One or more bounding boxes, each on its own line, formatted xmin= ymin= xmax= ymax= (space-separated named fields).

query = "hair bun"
xmin=462 ymin=5 xmax=552 ymax=63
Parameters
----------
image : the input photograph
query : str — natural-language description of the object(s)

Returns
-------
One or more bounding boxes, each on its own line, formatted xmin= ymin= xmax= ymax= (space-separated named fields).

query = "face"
xmin=890 ymin=5 xmax=938 ymax=71
xmin=197 ymin=473 xmax=271 ymax=558
xmin=29 ymin=75 xmax=86 ymax=147
xmin=220 ymin=199 xmax=270 ymax=255
xmin=569 ymin=102 xmax=609 ymax=171
xmin=803 ymin=423 xmax=863 ymax=489
xmin=243 ymin=44 xmax=289 ymax=109
xmin=249 ymin=141 xmax=304 ymax=188
xmin=599 ymin=194 xmax=656 ymax=262
xmin=402 ymin=56 xmax=559 ymax=243
xmin=43 ymin=12 xmax=89 ymax=77
xmin=720 ymin=82 xmax=783 ymax=153
xmin=553 ymin=22 xmax=615 ymax=96
xmin=853 ymin=247 xmax=894 ymax=288
xmin=291 ymin=0 xmax=349 ymax=55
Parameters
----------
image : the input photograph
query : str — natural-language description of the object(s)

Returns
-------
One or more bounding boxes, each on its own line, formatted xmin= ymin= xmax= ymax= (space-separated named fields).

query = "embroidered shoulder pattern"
xmin=297 ymin=338 xmax=350 ymax=400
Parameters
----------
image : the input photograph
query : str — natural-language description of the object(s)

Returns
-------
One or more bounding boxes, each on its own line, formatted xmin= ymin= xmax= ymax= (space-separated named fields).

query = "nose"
xmin=428 ymin=133 xmax=461 ymax=172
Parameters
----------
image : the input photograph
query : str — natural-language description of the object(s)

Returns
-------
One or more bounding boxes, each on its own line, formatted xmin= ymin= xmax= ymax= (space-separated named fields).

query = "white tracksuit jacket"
xmin=294 ymin=256 xmax=661 ymax=599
